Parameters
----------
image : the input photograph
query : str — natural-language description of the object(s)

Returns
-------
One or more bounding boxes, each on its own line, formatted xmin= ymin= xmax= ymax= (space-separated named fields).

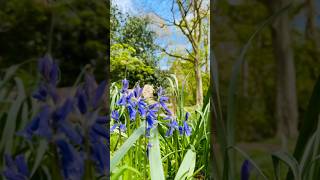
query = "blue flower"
xmin=53 ymin=98 xmax=74 ymax=122
xmin=110 ymin=123 xmax=126 ymax=133
xmin=55 ymin=139 xmax=84 ymax=180
xmin=183 ymin=121 xmax=192 ymax=136
xmin=165 ymin=120 xmax=179 ymax=137
xmin=126 ymin=92 xmax=135 ymax=107
xmin=88 ymin=118 xmax=109 ymax=175
xmin=241 ymin=160 xmax=252 ymax=180
xmin=127 ymin=104 xmax=137 ymax=121
xmin=179 ymin=112 xmax=192 ymax=136
xmin=111 ymin=110 xmax=120 ymax=121
xmin=32 ymin=84 xmax=48 ymax=101
xmin=91 ymin=141 xmax=109 ymax=175
xmin=117 ymin=94 xmax=127 ymax=106
xmin=76 ymin=89 xmax=88 ymax=114
xmin=3 ymin=154 xmax=29 ymax=180
xmin=38 ymin=55 xmax=59 ymax=85
xmin=133 ymin=84 xmax=143 ymax=98
xmin=18 ymin=105 xmax=52 ymax=140
xmin=157 ymin=88 xmax=172 ymax=115
xmin=146 ymin=114 xmax=156 ymax=128
xmin=137 ymin=98 xmax=147 ymax=117
xmin=121 ymin=79 xmax=129 ymax=93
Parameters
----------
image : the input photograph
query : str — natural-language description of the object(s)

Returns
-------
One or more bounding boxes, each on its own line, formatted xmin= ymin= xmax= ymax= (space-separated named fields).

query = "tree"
xmin=110 ymin=43 xmax=156 ymax=86
xmin=266 ymin=0 xmax=299 ymax=139
xmin=159 ymin=0 xmax=209 ymax=106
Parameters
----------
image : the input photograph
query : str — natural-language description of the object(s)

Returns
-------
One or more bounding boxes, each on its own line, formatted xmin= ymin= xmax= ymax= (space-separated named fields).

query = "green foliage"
xmin=111 ymin=6 xmax=158 ymax=67
xmin=0 ymin=0 xmax=106 ymax=84
xmin=111 ymin=43 xmax=156 ymax=86
xmin=170 ymin=60 xmax=209 ymax=106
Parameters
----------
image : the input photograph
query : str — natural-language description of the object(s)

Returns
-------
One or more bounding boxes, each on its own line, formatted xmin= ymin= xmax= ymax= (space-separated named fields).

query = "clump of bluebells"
xmin=111 ymin=79 xmax=192 ymax=151
xmin=3 ymin=55 xmax=108 ymax=179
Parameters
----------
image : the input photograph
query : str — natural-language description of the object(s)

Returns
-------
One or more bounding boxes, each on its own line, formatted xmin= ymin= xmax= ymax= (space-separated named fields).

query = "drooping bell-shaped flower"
xmin=3 ymin=154 xmax=29 ymax=180
xmin=55 ymin=139 xmax=84 ymax=180
xmin=241 ymin=160 xmax=252 ymax=180
xmin=121 ymin=79 xmax=129 ymax=93
xmin=165 ymin=120 xmax=179 ymax=137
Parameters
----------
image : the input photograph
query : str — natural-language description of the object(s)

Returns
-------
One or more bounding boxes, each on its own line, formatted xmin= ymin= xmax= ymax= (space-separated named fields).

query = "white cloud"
xmin=112 ymin=0 xmax=135 ymax=14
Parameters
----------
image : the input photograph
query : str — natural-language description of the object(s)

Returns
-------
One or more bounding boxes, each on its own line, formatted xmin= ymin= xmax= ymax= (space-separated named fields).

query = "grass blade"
xmin=149 ymin=129 xmax=165 ymax=180
xmin=110 ymin=122 xmax=145 ymax=172
xmin=272 ymin=151 xmax=301 ymax=180
xmin=30 ymin=139 xmax=48 ymax=177
xmin=111 ymin=165 xmax=142 ymax=180
xmin=174 ymin=149 xmax=196 ymax=180
xmin=0 ymin=77 xmax=26 ymax=153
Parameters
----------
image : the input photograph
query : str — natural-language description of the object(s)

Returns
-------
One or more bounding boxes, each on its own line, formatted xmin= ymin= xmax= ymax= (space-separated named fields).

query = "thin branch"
xmin=161 ymin=48 xmax=193 ymax=62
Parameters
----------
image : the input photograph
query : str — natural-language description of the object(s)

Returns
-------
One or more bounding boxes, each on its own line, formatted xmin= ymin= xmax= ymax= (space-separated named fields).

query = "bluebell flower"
xmin=92 ymin=80 xmax=106 ymax=109
xmin=179 ymin=112 xmax=192 ymax=136
xmin=88 ymin=118 xmax=109 ymax=175
xmin=157 ymin=87 xmax=172 ymax=115
xmin=38 ymin=55 xmax=59 ymax=85
xmin=53 ymin=98 xmax=74 ymax=122
xmin=165 ymin=120 xmax=179 ymax=137
xmin=76 ymin=89 xmax=88 ymax=114
xmin=121 ymin=79 xmax=129 ymax=93
xmin=32 ymin=84 xmax=48 ymax=101
xmin=3 ymin=154 xmax=29 ymax=180
xmin=145 ymin=127 xmax=152 ymax=137
xmin=117 ymin=94 xmax=127 ymax=106
xmin=110 ymin=123 xmax=126 ymax=133
xmin=137 ymin=98 xmax=147 ymax=117
xmin=146 ymin=114 xmax=157 ymax=129
xmin=127 ymin=104 xmax=137 ymax=121
xmin=183 ymin=121 xmax=192 ymax=136
xmin=55 ymin=139 xmax=84 ymax=180
xmin=133 ymin=84 xmax=143 ymax=98
xmin=111 ymin=110 xmax=120 ymax=121
xmin=126 ymin=92 xmax=135 ymax=107
xmin=18 ymin=105 xmax=52 ymax=140
xmin=91 ymin=141 xmax=108 ymax=175
xmin=241 ymin=160 xmax=252 ymax=180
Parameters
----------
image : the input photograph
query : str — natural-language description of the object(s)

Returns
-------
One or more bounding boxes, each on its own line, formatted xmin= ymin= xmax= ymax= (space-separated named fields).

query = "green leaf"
xmin=293 ymin=75 xmax=320 ymax=161
xmin=30 ymin=139 xmax=48 ymax=177
xmin=110 ymin=122 xmax=145 ymax=172
xmin=149 ymin=129 xmax=165 ymax=180
xmin=111 ymin=165 xmax=142 ymax=180
xmin=272 ymin=151 xmax=301 ymax=180
xmin=174 ymin=149 xmax=196 ymax=180
xmin=0 ymin=77 xmax=26 ymax=153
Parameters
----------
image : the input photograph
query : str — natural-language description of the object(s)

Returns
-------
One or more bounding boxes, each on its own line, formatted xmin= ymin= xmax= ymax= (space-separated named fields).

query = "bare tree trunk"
xmin=268 ymin=0 xmax=298 ymax=139
xmin=195 ymin=60 xmax=203 ymax=105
